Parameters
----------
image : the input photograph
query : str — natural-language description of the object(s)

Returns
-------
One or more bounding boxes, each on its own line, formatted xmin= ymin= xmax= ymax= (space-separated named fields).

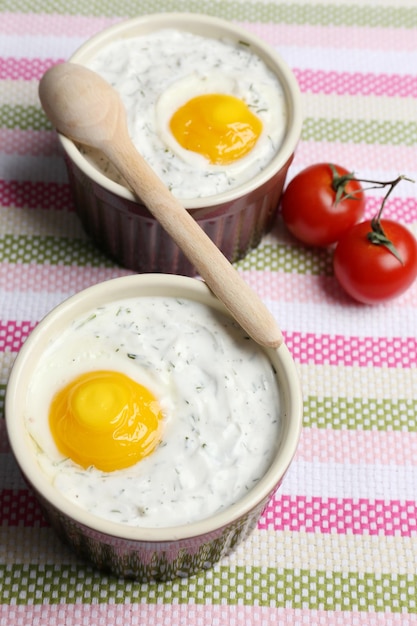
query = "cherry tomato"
xmin=333 ymin=219 xmax=417 ymax=304
xmin=281 ymin=163 xmax=365 ymax=246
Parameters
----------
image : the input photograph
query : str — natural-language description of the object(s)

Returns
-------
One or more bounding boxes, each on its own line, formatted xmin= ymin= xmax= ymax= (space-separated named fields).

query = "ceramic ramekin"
xmin=5 ymin=274 xmax=302 ymax=581
xmin=58 ymin=13 xmax=302 ymax=275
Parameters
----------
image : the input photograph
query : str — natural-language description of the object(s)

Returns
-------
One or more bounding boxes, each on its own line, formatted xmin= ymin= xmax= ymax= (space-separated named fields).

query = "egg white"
xmin=155 ymin=70 xmax=286 ymax=173
xmin=86 ymin=30 xmax=288 ymax=198
xmin=25 ymin=333 xmax=175 ymax=471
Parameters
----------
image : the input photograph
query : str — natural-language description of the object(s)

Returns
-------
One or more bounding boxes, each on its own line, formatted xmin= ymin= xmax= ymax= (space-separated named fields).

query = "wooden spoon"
xmin=39 ymin=62 xmax=283 ymax=348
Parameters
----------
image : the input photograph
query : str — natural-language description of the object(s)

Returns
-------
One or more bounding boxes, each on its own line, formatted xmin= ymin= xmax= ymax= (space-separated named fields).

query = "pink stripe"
xmin=2 ymin=163 xmax=416 ymax=222
xmin=2 ymin=146 xmax=416 ymax=237
xmin=261 ymin=494 xmax=417 ymax=536
xmin=298 ymin=428 xmax=417 ymax=466
xmin=1 ymin=605 xmax=415 ymax=626
xmin=0 ymin=57 xmax=61 ymax=81
xmin=3 ymin=137 xmax=417 ymax=199
xmin=284 ymin=331 xmax=416 ymax=368
xmin=4 ymin=55 xmax=416 ymax=99
xmin=2 ymin=133 xmax=417 ymax=200
xmin=0 ymin=180 xmax=73 ymax=210
xmin=364 ymin=195 xmax=417 ymax=223
xmin=0 ymin=320 xmax=36 ymax=351
xmin=293 ymin=68 xmax=417 ymax=97
xmin=3 ymin=483 xmax=416 ymax=537
xmin=0 ymin=263 xmax=131 ymax=294
xmin=1 ymin=318 xmax=415 ymax=368
xmin=0 ymin=129 xmax=58 ymax=156
xmin=242 ymin=21 xmax=417 ymax=53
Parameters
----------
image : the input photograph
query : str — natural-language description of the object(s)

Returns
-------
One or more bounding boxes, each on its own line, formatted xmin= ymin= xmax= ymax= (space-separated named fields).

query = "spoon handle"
xmin=104 ymin=137 xmax=283 ymax=348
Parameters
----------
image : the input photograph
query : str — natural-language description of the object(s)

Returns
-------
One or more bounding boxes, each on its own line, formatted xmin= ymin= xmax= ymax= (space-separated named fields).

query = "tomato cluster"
xmin=281 ymin=163 xmax=417 ymax=304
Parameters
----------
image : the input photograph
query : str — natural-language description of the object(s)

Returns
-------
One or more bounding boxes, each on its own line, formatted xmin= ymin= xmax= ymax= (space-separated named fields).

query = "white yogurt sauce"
xmin=25 ymin=297 xmax=281 ymax=528
xmin=83 ymin=29 xmax=287 ymax=199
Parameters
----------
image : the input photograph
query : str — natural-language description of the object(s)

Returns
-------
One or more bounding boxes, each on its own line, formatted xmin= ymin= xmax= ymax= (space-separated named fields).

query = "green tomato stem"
xmin=329 ymin=165 xmax=414 ymax=264
xmin=365 ymin=176 xmax=413 ymax=265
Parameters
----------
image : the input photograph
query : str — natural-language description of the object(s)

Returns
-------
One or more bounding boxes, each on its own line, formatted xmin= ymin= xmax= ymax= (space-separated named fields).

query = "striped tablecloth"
xmin=1 ymin=1 xmax=417 ymax=624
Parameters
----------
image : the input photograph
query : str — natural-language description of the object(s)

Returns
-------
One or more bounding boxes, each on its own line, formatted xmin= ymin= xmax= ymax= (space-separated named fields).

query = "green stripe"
xmin=1 ymin=563 xmax=416 ymax=611
xmin=4 ymin=106 xmax=416 ymax=149
xmin=236 ymin=243 xmax=333 ymax=275
xmin=3 ymin=1 xmax=417 ymax=27
xmin=302 ymin=117 xmax=417 ymax=147
xmin=304 ymin=396 xmax=417 ymax=432
xmin=0 ymin=105 xmax=50 ymax=132
xmin=0 ymin=237 xmax=329 ymax=276
xmin=2 ymin=386 xmax=415 ymax=432
xmin=0 ymin=234 xmax=115 ymax=266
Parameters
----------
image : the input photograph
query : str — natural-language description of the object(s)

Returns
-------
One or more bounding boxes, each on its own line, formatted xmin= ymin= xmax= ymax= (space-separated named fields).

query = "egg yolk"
xmin=49 ymin=370 xmax=164 ymax=472
xmin=169 ymin=93 xmax=262 ymax=165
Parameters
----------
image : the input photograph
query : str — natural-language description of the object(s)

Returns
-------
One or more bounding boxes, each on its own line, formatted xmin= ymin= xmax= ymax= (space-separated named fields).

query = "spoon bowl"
xmin=40 ymin=62 xmax=125 ymax=149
